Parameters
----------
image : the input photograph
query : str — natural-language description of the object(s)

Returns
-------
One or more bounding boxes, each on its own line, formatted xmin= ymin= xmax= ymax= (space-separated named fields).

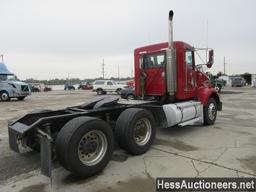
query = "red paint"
xmin=134 ymin=41 xmax=219 ymax=106
xmin=126 ymin=80 xmax=134 ymax=87
xmin=134 ymin=42 xmax=168 ymax=96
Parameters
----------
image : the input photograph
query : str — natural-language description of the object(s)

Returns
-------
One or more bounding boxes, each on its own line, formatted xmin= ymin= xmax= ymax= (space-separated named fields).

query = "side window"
xmin=95 ymin=81 xmax=104 ymax=85
xmin=0 ymin=75 xmax=7 ymax=81
xmin=185 ymin=50 xmax=193 ymax=68
xmin=143 ymin=52 xmax=166 ymax=68
xmin=107 ymin=81 xmax=113 ymax=85
xmin=157 ymin=55 xmax=165 ymax=66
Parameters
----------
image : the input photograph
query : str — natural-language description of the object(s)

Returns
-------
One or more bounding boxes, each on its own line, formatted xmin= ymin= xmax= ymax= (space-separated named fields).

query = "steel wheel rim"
xmin=208 ymin=103 xmax=216 ymax=120
xmin=134 ymin=118 xmax=152 ymax=146
xmin=78 ymin=130 xmax=108 ymax=166
xmin=1 ymin=93 xmax=8 ymax=101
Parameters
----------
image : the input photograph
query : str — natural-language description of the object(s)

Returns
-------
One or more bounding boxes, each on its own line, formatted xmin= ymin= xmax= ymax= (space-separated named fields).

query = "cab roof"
xmin=134 ymin=41 xmax=194 ymax=54
xmin=0 ymin=63 xmax=13 ymax=75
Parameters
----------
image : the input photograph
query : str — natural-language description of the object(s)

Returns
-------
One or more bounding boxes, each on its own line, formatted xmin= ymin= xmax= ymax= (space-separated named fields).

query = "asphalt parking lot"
xmin=0 ymin=86 xmax=255 ymax=192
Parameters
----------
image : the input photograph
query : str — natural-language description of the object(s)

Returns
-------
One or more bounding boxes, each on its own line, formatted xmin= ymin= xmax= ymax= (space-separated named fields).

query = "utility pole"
xmin=0 ymin=54 xmax=3 ymax=63
xmin=224 ymin=56 xmax=226 ymax=75
xmin=102 ymin=59 xmax=105 ymax=79
xmin=205 ymin=20 xmax=208 ymax=63
xmin=117 ymin=64 xmax=120 ymax=81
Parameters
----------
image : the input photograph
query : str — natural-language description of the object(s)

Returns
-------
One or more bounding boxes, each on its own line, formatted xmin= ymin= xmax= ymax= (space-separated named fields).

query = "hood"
xmin=9 ymin=80 xmax=28 ymax=86
xmin=0 ymin=63 xmax=13 ymax=75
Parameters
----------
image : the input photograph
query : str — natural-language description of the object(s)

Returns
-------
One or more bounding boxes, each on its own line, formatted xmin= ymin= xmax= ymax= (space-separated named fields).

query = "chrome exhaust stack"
xmin=166 ymin=10 xmax=176 ymax=95
xmin=168 ymin=10 xmax=174 ymax=49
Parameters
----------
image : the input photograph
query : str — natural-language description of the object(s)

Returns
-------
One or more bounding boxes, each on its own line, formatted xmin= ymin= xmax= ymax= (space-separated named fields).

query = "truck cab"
xmin=0 ymin=63 xmax=31 ymax=101
xmin=134 ymin=42 xmax=220 ymax=106
xmin=134 ymin=10 xmax=222 ymax=109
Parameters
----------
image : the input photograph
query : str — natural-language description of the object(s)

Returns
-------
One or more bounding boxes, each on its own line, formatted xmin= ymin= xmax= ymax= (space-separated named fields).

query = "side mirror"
xmin=207 ymin=49 xmax=214 ymax=68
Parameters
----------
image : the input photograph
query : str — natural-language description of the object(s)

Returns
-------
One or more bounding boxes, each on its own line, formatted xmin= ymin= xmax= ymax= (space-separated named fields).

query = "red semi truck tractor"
xmin=134 ymin=11 xmax=221 ymax=126
xmin=8 ymin=10 xmax=221 ymax=178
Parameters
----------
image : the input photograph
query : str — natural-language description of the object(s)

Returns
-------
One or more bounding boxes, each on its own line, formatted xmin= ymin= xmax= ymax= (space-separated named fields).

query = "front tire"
xmin=56 ymin=117 xmax=114 ymax=177
xmin=96 ymin=89 xmax=103 ymax=95
xmin=116 ymin=88 xmax=122 ymax=95
xmin=203 ymin=98 xmax=217 ymax=125
xmin=115 ymin=108 xmax=156 ymax=155
xmin=0 ymin=91 xmax=10 ymax=101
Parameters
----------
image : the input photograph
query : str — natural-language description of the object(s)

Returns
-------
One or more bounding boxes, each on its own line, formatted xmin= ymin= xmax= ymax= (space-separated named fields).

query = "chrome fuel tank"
xmin=162 ymin=101 xmax=202 ymax=127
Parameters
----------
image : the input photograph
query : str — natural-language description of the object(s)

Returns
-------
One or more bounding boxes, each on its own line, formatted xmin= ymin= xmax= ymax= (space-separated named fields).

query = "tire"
xmin=0 ymin=91 xmax=10 ymax=101
xmin=17 ymin=96 xmax=25 ymax=101
xmin=126 ymin=94 xmax=135 ymax=100
xmin=203 ymin=98 xmax=217 ymax=125
xmin=116 ymin=88 xmax=122 ymax=95
xmin=96 ymin=89 xmax=103 ymax=95
xmin=115 ymin=108 xmax=156 ymax=155
xmin=55 ymin=117 xmax=114 ymax=177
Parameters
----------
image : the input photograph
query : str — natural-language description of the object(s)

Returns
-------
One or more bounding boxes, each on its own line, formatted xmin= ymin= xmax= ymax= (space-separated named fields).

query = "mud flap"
xmin=40 ymin=135 xmax=52 ymax=177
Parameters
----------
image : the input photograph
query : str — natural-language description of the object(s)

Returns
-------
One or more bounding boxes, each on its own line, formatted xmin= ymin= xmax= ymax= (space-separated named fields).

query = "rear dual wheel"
xmin=55 ymin=109 xmax=156 ymax=177
xmin=56 ymin=117 xmax=114 ymax=177
xmin=115 ymin=108 xmax=156 ymax=155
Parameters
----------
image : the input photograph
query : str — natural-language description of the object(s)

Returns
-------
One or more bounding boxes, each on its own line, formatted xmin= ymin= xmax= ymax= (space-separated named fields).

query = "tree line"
xmin=24 ymin=77 xmax=133 ymax=85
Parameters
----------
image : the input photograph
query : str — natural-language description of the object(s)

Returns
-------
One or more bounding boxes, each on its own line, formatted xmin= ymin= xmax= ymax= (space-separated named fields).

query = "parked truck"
xmin=231 ymin=76 xmax=246 ymax=87
xmin=0 ymin=62 xmax=31 ymax=101
xmin=208 ymin=73 xmax=226 ymax=93
xmin=8 ymin=10 xmax=222 ymax=178
xmin=92 ymin=80 xmax=127 ymax=95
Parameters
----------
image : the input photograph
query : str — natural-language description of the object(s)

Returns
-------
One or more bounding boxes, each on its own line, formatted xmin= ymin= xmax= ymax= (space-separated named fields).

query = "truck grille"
xmin=21 ymin=85 xmax=29 ymax=92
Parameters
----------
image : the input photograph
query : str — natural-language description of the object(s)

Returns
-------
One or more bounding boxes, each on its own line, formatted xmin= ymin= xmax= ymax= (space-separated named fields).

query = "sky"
xmin=0 ymin=0 xmax=255 ymax=80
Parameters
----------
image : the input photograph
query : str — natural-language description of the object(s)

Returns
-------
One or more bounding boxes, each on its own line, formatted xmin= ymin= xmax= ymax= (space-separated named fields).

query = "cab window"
xmin=185 ymin=50 xmax=193 ymax=68
xmin=107 ymin=81 xmax=113 ymax=85
xmin=94 ymin=80 xmax=104 ymax=85
xmin=0 ymin=75 xmax=7 ymax=81
xmin=143 ymin=52 xmax=166 ymax=68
